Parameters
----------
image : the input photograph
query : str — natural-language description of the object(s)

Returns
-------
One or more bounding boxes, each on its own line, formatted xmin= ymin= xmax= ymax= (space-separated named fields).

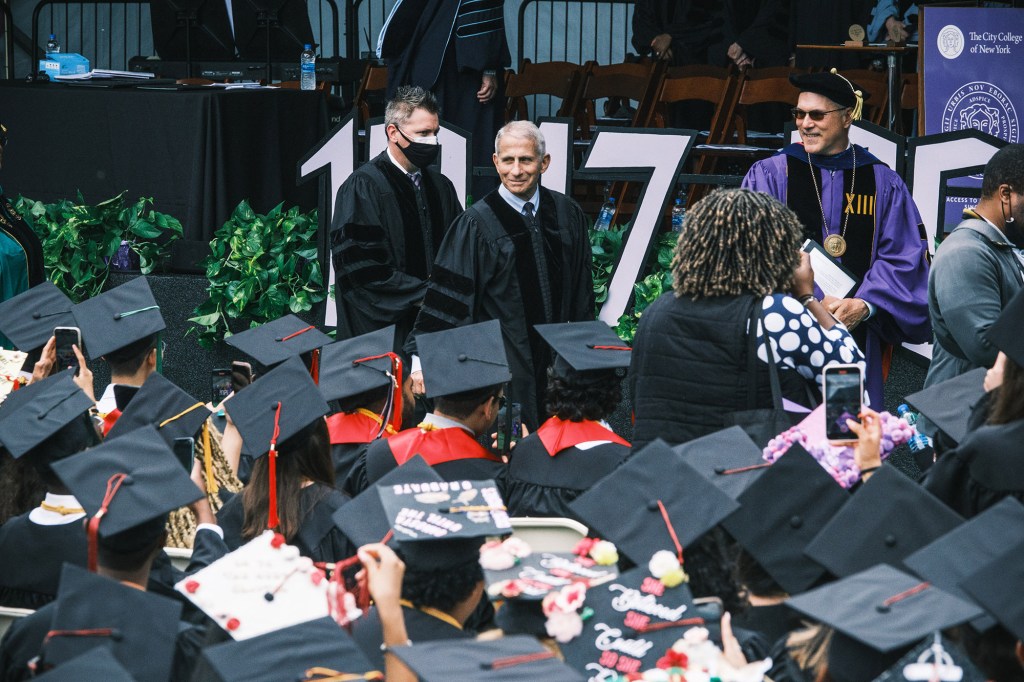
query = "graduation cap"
xmin=960 ymin=538 xmax=1024 ymax=643
xmin=50 ymin=424 xmax=203 ymax=571
xmin=318 ymin=325 xmax=404 ymax=433
xmin=418 ymin=320 xmax=512 ymax=399
xmin=224 ymin=355 xmax=330 ymax=529
xmin=71 ymin=277 xmax=165 ymax=360
xmin=904 ymin=367 xmax=987 ymax=445
xmin=790 ymin=68 xmax=866 ymax=119
xmin=225 ymin=314 xmax=331 ymax=369
xmin=672 ymin=426 xmax=769 ymax=501
xmin=483 ymin=550 xmax=618 ymax=602
xmin=0 ymin=369 xmax=95 ymax=459
xmin=0 ymin=281 xmax=75 ymax=351
xmin=392 ymin=634 xmax=585 ymax=682
xmin=871 ymin=632 xmax=987 ymax=682
xmin=176 ymin=530 xmax=331 ymax=641
xmin=533 ymin=320 xmax=631 ymax=377
xmin=40 ymin=563 xmax=183 ymax=682
xmin=105 ymin=372 xmax=211 ymax=445
xmin=194 ymin=617 xmax=380 ymax=682
xmin=804 ymin=466 xmax=964 ymax=578
xmin=721 ymin=444 xmax=849 ymax=595
xmin=33 ymin=647 xmax=136 ymax=682
xmin=985 ymin=286 xmax=1024 ymax=367
xmin=787 ymin=564 xmax=983 ymax=654
xmin=904 ymin=497 xmax=1024 ymax=632
xmin=569 ymin=439 xmax=739 ymax=565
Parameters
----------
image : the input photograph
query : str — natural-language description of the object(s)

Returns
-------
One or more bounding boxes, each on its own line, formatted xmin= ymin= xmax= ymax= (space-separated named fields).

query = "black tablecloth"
xmin=0 ymin=82 xmax=329 ymax=242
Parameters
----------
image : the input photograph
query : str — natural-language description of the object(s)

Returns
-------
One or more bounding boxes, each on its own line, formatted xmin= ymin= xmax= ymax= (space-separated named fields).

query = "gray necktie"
xmin=523 ymin=201 xmax=553 ymax=321
xmin=408 ymin=172 xmax=422 ymax=190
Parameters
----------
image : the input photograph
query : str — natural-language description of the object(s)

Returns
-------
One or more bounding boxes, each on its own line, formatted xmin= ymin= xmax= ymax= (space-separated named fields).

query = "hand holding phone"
xmin=211 ymin=368 xmax=232 ymax=406
xmin=173 ymin=437 xmax=195 ymax=472
xmin=823 ymin=364 xmax=863 ymax=444
xmin=53 ymin=327 xmax=81 ymax=374
xmin=495 ymin=401 xmax=522 ymax=455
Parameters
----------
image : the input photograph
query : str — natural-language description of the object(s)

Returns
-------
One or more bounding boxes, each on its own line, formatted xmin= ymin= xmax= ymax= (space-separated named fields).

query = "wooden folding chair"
xmin=504 ymin=58 xmax=584 ymax=123
xmin=354 ymin=64 xmax=389 ymax=129
xmin=729 ymin=66 xmax=805 ymax=145
xmin=575 ymin=59 xmax=666 ymax=140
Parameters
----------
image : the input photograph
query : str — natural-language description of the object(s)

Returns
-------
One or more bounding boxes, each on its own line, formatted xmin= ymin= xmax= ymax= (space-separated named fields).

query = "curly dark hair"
xmin=685 ymin=528 xmax=745 ymax=616
xmin=671 ymin=188 xmax=802 ymax=299
xmin=981 ymin=143 xmax=1024 ymax=197
xmin=401 ymin=557 xmax=483 ymax=613
xmin=544 ymin=368 xmax=622 ymax=422
xmin=733 ymin=546 xmax=786 ymax=599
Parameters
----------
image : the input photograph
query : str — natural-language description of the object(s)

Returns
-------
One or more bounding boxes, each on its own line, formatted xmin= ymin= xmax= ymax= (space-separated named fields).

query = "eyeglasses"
xmin=791 ymin=107 xmax=846 ymax=121
xmin=495 ymin=395 xmax=506 ymax=409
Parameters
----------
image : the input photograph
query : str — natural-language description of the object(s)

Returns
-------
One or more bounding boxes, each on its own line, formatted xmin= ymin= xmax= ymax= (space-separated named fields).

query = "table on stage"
xmin=0 ymin=81 xmax=329 ymax=243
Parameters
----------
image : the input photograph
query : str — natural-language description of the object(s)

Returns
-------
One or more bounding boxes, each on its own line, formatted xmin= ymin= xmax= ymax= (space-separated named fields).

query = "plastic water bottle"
xmin=907 ymin=433 xmax=932 ymax=452
xmin=594 ymin=197 xmax=615 ymax=232
xmin=300 ymin=44 xmax=316 ymax=91
xmin=896 ymin=403 xmax=918 ymax=426
xmin=46 ymin=34 xmax=61 ymax=55
xmin=671 ymin=197 xmax=686 ymax=232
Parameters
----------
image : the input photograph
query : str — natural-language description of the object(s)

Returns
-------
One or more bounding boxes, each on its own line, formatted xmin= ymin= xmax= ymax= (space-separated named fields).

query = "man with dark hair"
xmin=923 ymin=144 xmax=1024 ymax=401
xmin=330 ymin=85 xmax=462 ymax=351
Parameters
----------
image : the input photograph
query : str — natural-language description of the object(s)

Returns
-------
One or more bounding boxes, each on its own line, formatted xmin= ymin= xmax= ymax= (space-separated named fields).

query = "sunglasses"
xmin=791 ymin=107 xmax=846 ymax=121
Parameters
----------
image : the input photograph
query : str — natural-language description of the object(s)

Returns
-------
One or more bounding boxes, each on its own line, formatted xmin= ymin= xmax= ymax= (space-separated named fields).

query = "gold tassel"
xmin=830 ymin=68 xmax=863 ymax=121
xmin=203 ymin=421 xmax=218 ymax=495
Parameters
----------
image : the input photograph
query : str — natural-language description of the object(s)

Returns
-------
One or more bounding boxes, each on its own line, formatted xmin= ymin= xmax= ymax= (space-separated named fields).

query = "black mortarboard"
xmin=904 ymin=367 xmax=987 ymax=445
xmin=985 ymin=286 xmax=1024 ymax=367
xmin=804 ymin=466 xmax=964 ymax=578
xmin=790 ymin=69 xmax=863 ymax=108
xmin=722 ymin=444 xmax=849 ymax=594
xmin=379 ymin=477 xmax=511 ymax=570
xmin=40 ymin=563 xmax=183 ymax=682
xmin=331 ymin=455 xmax=443 ymax=548
xmin=534 ymin=320 xmax=631 ymax=376
xmin=225 ymin=314 xmax=331 ymax=368
xmin=224 ymin=355 xmax=329 ymax=458
xmin=71 ymin=277 xmax=165 ymax=359
xmin=418 ymin=320 xmax=512 ymax=398
xmin=570 ymin=439 xmax=739 ymax=565
xmin=33 ymin=647 xmax=136 ymax=681
xmin=106 ymin=372 xmax=211 ymax=446
xmin=904 ymin=497 xmax=1024 ymax=631
xmin=672 ymin=426 xmax=769 ymax=500
xmin=194 ymin=617 xmax=380 ymax=682
xmin=0 ymin=370 xmax=95 ymax=459
xmin=960 ymin=539 xmax=1024 ymax=643
xmin=787 ymin=564 xmax=983 ymax=653
xmin=318 ymin=325 xmax=396 ymax=402
xmin=872 ymin=632 xmax=987 ymax=682
xmin=393 ymin=634 xmax=585 ymax=682
xmin=0 ymin=281 xmax=75 ymax=351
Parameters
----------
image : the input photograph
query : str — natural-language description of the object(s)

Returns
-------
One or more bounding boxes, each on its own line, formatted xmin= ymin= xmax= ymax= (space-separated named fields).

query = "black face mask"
xmin=397 ymin=127 xmax=441 ymax=169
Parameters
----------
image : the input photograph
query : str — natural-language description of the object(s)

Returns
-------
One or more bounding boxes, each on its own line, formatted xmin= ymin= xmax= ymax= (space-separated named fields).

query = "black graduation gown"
xmin=330 ymin=151 xmax=462 ymax=347
xmin=0 ymin=518 xmax=86 ymax=609
xmin=216 ymin=483 xmax=356 ymax=563
xmin=502 ymin=432 xmax=629 ymax=523
xmin=765 ymin=635 xmax=815 ymax=682
xmin=408 ymin=188 xmax=594 ymax=430
xmin=921 ymin=418 xmax=1024 ymax=519
xmin=790 ymin=0 xmax=876 ymax=69
xmin=351 ymin=604 xmax=470 ymax=672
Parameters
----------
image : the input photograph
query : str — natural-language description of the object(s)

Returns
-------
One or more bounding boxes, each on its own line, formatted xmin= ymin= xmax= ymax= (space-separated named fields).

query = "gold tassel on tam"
xmin=830 ymin=68 xmax=863 ymax=120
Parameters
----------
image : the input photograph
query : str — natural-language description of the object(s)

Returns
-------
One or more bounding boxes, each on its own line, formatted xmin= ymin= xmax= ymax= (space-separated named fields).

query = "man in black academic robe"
xmin=330 ymin=87 xmax=462 ymax=349
xmin=407 ymin=122 xmax=594 ymax=431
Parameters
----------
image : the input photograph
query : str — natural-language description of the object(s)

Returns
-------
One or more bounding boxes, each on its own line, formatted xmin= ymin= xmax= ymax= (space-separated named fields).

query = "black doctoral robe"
xmin=408 ymin=188 xmax=594 ymax=430
xmin=330 ymin=152 xmax=462 ymax=348
xmin=351 ymin=604 xmax=470 ymax=672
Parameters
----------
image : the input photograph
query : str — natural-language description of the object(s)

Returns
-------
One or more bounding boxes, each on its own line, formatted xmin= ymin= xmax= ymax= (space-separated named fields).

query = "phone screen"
xmin=173 ymin=437 xmax=195 ymax=472
xmin=496 ymin=402 xmax=522 ymax=454
xmin=231 ymin=361 xmax=253 ymax=393
xmin=54 ymin=327 xmax=81 ymax=373
xmin=211 ymin=369 xmax=233 ymax=405
xmin=824 ymin=366 xmax=862 ymax=441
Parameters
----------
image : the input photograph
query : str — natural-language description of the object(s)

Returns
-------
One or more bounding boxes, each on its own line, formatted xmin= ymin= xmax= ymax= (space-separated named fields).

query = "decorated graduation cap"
xmin=71 ymin=277 xmax=165 ymax=360
xmin=224 ymin=355 xmax=330 ymax=529
xmin=193 ymin=617 xmax=381 ymax=682
xmin=51 ymin=424 xmax=203 ymax=571
xmin=33 ymin=647 xmax=136 ymax=681
xmin=960 ymin=538 xmax=1024 ymax=643
xmin=570 ymin=439 xmax=739 ymax=566
xmin=904 ymin=497 xmax=1024 ymax=632
xmin=0 ymin=369 xmax=94 ymax=459
xmin=534 ymin=320 xmax=631 ymax=377
xmin=985 ymin=285 xmax=1024 ymax=367
xmin=804 ymin=466 xmax=964 ymax=578
xmin=318 ymin=325 xmax=403 ymax=434
xmin=225 ymin=314 xmax=331 ymax=369
xmin=39 ymin=563 xmax=183 ymax=682
xmin=672 ymin=426 xmax=769 ymax=501
xmin=904 ymin=367 xmax=987 ymax=446
xmin=871 ymin=632 xmax=987 ymax=682
xmin=0 ymin=281 xmax=75 ymax=351
xmin=721 ymin=444 xmax=849 ymax=595
xmin=790 ymin=68 xmax=866 ymax=120
xmin=418 ymin=320 xmax=512 ymax=398
xmin=392 ymin=634 xmax=585 ymax=682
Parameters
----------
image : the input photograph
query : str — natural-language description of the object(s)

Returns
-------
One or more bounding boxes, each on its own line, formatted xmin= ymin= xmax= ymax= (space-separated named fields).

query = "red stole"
xmin=536 ymin=417 xmax=630 ymax=457
xmin=326 ymin=409 xmax=395 ymax=445
xmin=389 ymin=424 xmax=501 ymax=467
xmin=100 ymin=409 xmax=121 ymax=437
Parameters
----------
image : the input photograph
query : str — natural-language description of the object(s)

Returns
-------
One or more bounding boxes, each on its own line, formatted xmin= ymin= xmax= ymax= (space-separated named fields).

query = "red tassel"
xmin=656 ymin=499 xmax=685 ymax=566
xmin=87 ymin=473 xmax=129 ymax=572
xmin=310 ymin=348 xmax=320 ymax=385
xmin=268 ymin=402 xmax=283 ymax=530
xmin=351 ymin=353 xmax=404 ymax=434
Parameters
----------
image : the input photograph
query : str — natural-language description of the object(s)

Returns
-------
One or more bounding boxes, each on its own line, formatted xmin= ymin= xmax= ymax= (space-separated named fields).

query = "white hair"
xmin=494 ymin=121 xmax=546 ymax=157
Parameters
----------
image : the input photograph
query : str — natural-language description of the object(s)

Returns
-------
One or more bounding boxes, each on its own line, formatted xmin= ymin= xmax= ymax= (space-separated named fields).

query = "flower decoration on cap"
xmin=648 ymin=550 xmax=689 ymax=589
xmin=478 ymin=536 xmax=532 ymax=571
xmin=542 ymin=582 xmax=592 ymax=643
xmin=610 ymin=627 xmax=772 ymax=681
xmin=573 ymin=537 xmax=619 ymax=566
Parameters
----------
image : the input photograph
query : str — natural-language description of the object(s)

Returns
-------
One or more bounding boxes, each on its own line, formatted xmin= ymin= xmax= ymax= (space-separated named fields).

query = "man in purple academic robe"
xmin=742 ymin=70 xmax=930 ymax=408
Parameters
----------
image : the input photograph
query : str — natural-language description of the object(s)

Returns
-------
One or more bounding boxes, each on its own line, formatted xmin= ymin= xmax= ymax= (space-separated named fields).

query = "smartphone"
xmin=173 ymin=437 xmax=195 ymax=472
xmin=496 ymin=401 xmax=522 ymax=455
xmin=211 ymin=368 xmax=233 ymax=406
xmin=231 ymin=361 xmax=254 ymax=393
xmin=823 ymin=364 xmax=863 ymax=443
xmin=53 ymin=327 xmax=81 ymax=374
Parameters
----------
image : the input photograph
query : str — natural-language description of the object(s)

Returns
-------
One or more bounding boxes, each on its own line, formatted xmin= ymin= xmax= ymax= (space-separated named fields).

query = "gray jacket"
xmin=925 ymin=218 xmax=1023 ymax=391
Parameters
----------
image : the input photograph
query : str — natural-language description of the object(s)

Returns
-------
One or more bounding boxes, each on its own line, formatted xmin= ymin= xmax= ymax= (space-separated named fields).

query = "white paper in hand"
xmin=801 ymin=240 xmax=858 ymax=300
